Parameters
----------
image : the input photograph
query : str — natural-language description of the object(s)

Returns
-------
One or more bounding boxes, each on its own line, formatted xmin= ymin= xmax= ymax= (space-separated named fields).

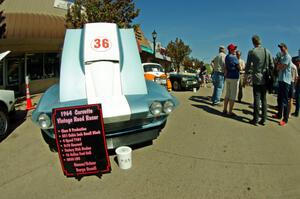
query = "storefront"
xmin=0 ymin=0 xmax=66 ymax=95
xmin=0 ymin=0 xmax=171 ymax=95
xmin=135 ymin=26 xmax=171 ymax=71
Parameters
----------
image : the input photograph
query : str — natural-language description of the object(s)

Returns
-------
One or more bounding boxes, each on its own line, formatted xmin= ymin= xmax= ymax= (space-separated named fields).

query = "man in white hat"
xmin=211 ymin=45 xmax=226 ymax=105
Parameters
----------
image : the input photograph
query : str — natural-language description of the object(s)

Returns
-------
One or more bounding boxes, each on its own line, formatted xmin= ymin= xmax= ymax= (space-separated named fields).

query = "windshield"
xmin=143 ymin=64 xmax=164 ymax=73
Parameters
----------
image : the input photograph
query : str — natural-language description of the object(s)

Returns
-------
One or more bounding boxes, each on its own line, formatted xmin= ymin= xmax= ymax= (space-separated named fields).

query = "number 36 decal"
xmin=91 ymin=37 xmax=112 ymax=52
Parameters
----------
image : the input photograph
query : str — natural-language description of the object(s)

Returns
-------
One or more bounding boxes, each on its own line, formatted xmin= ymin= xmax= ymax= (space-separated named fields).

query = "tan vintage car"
xmin=142 ymin=63 xmax=172 ymax=91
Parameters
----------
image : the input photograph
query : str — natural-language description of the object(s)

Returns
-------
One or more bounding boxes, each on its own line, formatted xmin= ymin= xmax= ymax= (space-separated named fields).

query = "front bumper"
xmin=181 ymin=80 xmax=200 ymax=90
xmin=106 ymin=122 xmax=166 ymax=149
xmin=41 ymin=116 xmax=167 ymax=149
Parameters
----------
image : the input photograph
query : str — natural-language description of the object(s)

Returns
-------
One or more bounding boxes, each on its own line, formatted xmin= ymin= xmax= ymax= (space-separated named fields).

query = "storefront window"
xmin=27 ymin=54 xmax=43 ymax=80
xmin=26 ymin=53 xmax=60 ymax=80
xmin=7 ymin=58 xmax=21 ymax=86
xmin=44 ymin=53 xmax=60 ymax=78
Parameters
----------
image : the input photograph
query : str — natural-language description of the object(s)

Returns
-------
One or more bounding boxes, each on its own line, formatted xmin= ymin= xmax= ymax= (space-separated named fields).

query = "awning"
xmin=0 ymin=13 xmax=66 ymax=53
xmin=4 ymin=12 xmax=66 ymax=39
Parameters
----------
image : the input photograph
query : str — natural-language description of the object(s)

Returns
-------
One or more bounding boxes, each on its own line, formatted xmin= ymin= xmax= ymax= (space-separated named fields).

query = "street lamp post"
xmin=152 ymin=30 xmax=157 ymax=60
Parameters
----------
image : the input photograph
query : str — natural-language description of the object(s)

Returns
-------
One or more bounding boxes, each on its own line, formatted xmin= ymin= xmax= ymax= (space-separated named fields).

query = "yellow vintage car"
xmin=142 ymin=63 xmax=172 ymax=91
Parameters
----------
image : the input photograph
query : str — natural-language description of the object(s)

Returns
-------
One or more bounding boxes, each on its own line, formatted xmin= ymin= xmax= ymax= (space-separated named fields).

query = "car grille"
xmin=186 ymin=80 xmax=198 ymax=85
xmin=104 ymin=116 xmax=167 ymax=136
xmin=154 ymin=78 xmax=167 ymax=85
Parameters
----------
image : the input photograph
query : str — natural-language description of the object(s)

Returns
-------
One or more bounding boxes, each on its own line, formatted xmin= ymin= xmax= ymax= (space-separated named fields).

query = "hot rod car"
xmin=142 ymin=63 xmax=172 ymax=91
xmin=31 ymin=23 xmax=178 ymax=150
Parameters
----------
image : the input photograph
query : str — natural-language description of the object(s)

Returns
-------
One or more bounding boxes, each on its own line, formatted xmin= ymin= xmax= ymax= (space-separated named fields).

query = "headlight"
xmin=38 ymin=113 xmax=51 ymax=129
xmin=154 ymin=77 xmax=163 ymax=83
xmin=150 ymin=101 xmax=162 ymax=116
xmin=163 ymin=100 xmax=174 ymax=114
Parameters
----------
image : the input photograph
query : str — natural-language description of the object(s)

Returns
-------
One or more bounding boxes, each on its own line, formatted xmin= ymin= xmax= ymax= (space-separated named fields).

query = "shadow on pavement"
xmin=192 ymin=104 xmax=250 ymax=124
xmin=190 ymin=95 xmax=251 ymax=124
xmin=234 ymin=108 xmax=252 ymax=116
xmin=0 ymin=110 xmax=28 ymax=143
xmin=189 ymin=96 xmax=213 ymax=106
xmin=236 ymin=100 xmax=252 ymax=106
xmin=190 ymin=95 xmax=280 ymax=125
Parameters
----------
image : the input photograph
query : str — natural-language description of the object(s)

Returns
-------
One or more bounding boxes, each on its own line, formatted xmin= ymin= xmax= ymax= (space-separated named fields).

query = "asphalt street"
xmin=1 ymin=85 xmax=300 ymax=199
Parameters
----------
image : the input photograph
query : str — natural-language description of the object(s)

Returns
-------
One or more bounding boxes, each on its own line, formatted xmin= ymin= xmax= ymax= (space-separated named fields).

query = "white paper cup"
xmin=193 ymin=87 xmax=197 ymax=92
xmin=115 ymin=146 xmax=132 ymax=170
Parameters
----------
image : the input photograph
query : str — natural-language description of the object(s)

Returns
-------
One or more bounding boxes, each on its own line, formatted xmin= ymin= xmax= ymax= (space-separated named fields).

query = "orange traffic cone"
xmin=25 ymin=76 xmax=35 ymax=110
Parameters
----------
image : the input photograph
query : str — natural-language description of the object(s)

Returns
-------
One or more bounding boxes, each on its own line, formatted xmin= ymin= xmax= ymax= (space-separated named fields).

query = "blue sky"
xmin=134 ymin=0 xmax=300 ymax=62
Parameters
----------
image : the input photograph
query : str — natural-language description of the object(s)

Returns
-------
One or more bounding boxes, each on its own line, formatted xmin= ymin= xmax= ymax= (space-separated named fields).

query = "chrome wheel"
xmin=172 ymin=81 xmax=181 ymax=91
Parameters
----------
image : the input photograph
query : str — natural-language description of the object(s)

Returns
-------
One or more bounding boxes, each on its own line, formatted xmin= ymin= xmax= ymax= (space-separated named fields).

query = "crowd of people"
xmin=209 ymin=35 xmax=300 ymax=126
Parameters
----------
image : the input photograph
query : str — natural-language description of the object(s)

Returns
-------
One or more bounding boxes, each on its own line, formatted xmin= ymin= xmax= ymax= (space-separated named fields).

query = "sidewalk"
xmin=14 ymin=93 xmax=43 ymax=111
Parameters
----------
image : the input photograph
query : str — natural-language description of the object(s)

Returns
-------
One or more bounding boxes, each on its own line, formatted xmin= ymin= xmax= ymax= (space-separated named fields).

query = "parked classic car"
xmin=0 ymin=89 xmax=15 ymax=139
xmin=31 ymin=23 xmax=178 ymax=150
xmin=168 ymin=72 xmax=200 ymax=91
xmin=0 ymin=51 xmax=16 ymax=139
xmin=142 ymin=63 xmax=172 ymax=91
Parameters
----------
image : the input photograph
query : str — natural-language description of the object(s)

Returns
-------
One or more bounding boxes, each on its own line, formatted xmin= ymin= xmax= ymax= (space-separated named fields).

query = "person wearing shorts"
xmin=223 ymin=44 xmax=240 ymax=116
xmin=225 ymin=78 xmax=239 ymax=101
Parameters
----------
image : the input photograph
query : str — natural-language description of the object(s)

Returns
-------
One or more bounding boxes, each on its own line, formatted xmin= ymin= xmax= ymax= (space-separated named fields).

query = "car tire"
xmin=172 ymin=81 xmax=181 ymax=91
xmin=0 ymin=109 xmax=8 ymax=139
xmin=41 ymin=130 xmax=58 ymax=152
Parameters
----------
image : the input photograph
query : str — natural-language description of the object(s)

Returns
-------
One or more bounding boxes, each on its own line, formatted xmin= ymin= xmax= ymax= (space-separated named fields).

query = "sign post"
xmin=52 ymin=104 xmax=110 ymax=178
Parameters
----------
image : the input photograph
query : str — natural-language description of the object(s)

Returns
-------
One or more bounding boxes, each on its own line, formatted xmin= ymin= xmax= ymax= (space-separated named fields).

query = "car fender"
xmin=146 ymin=80 xmax=179 ymax=106
xmin=0 ymin=90 xmax=15 ymax=112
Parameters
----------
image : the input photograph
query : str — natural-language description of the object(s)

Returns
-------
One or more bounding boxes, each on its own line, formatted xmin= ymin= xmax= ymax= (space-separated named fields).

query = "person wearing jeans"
xmin=211 ymin=46 xmax=226 ymax=105
xmin=272 ymin=43 xmax=292 ymax=126
xmin=212 ymin=72 xmax=225 ymax=105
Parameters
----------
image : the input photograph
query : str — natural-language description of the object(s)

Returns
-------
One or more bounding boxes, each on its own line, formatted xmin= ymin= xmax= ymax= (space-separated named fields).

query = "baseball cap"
xmin=227 ymin=44 xmax=237 ymax=51
xmin=219 ymin=45 xmax=225 ymax=49
xmin=278 ymin=42 xmax=287 ymax=49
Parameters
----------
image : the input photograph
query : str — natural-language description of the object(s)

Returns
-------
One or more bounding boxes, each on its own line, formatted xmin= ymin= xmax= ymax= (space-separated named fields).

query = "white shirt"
xmin=212 ymin=52 xmax=226 ymax=73
xmin=238 ymin=58 xmax=245 ymax=74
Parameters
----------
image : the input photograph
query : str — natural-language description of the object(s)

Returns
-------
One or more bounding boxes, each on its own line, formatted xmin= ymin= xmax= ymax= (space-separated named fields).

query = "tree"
xmin=0 ymin=0 xmax=6 ymax=38
xmin=183 ymin=57 xmax=202 ymax=71
xmin=166 ymin=38 xmax=191 ymax=72
xmin=65 ymin=0 xmax=140 ymax=29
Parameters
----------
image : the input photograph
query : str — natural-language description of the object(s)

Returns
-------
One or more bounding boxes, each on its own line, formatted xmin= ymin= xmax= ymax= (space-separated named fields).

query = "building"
xmin=0 ymin=0 xmax=171 ymax=95
xmin=135 ymin=26 xmax=171 ymax=70
xmin=0 ymin=0 xmax=67 ymax=95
